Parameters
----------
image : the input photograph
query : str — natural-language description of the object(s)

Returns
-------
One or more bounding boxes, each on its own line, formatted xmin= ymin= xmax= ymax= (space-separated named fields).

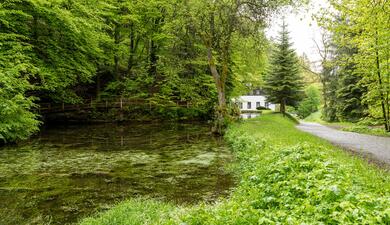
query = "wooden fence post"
xmin=62 ymin=103 xmax=65 ymax=111
xmin=120 ymin=97 xmax=123 ymax=110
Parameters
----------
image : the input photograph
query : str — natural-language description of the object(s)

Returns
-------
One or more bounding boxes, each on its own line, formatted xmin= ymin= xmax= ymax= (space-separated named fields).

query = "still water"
xmin=240 ymin=113 xmax=261 ymax=119
xmin=0 ymin=123 xmax=234 ymax=225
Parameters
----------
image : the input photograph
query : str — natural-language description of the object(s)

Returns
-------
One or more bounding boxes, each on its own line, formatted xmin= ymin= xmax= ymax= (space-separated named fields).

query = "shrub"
xmin=256 ymin=106 xmax=270 ymax=110
xmin=0 ymin=94 xmax=40 ymax=143
xmin=298 ymin=85 xmax=321 ymax=119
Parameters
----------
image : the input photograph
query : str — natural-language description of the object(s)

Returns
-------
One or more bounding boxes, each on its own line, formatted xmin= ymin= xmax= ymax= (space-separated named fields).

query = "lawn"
xmin=80 ymin=113 xmax=390 ymax=224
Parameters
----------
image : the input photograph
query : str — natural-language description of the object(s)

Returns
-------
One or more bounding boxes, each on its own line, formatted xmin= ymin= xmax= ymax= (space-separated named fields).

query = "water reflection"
xmin=0 ymin=122 xmax=234 ymax=225
xmin=240 ymin=113 xmax=261 ymax=119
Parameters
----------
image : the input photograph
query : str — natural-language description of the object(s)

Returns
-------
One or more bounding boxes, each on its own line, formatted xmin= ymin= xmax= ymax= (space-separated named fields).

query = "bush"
xmin=0 ymin=94 xmax=40 ymax=143
xmin=256 ymin=106 xmax=270 ymax=110
xmin=298 ymin=85 xmax=321 ymax=119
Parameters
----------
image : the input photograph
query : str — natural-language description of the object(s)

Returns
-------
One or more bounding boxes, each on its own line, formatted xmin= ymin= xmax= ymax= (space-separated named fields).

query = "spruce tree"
xmin=264 ymin=21 xmax=304 ymax=114
xmin=335 ymin=47 xmax=367 ymax=122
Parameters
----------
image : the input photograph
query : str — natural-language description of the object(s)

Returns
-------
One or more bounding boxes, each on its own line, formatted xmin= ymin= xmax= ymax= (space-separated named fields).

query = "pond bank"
xmin=41 ymin=106 xmax=211 ymax=125
xmin=80 ymin=113 xmax=390 ymax=224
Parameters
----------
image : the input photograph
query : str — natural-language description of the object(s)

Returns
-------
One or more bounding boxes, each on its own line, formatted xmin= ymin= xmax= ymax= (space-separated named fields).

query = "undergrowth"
xmin=342 ymin=125 xmax=390 ymax=137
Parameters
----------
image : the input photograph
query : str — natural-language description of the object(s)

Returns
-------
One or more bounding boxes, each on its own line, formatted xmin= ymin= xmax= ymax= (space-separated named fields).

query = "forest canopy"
xmin=1 ymin=0 xmax=301 ymax=142
xmin=3 ymin=0 xmax=389 ymax=141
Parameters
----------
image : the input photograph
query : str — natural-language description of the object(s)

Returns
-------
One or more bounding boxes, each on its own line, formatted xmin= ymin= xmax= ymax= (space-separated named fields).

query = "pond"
xmin=0 ymin=123 xmax=235 ymax=225
xmin=240 ymin=112 xmax=261 ymax=119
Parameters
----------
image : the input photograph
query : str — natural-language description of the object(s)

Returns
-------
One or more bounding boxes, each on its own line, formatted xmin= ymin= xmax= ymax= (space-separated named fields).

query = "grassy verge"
xmin=304 ymin=111 xmax=390 ymax=137
xmin=80 ymin=113 xmax=390 ymax=224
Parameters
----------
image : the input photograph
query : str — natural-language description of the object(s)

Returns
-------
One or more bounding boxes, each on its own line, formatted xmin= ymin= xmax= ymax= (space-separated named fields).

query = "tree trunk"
xmin=96 ymin=72 xmax=100 ymax=100
xmin=114 ymin=24 xmax=120 ymax=80
xmin=149 ymin=38 xmax=158 ymax=78
xmin=385 ymin=48 xmax=390 ymax=131
xmin=208 ymin=46 xmax=226 ymax=135
xmin=149 ymin=15 xmax=164 ymax=83
xmin=127 ymin=23 xmax=137 ymax=76
xmin=280 ymin=98 xmax=286 ymax=116
xmin=375 ymin=33 xmax=390 ymax=132
xmin=207 ymin=12 xmax=227 ymax=135
xmin=321 ymin=76 xmax=328 ymax=109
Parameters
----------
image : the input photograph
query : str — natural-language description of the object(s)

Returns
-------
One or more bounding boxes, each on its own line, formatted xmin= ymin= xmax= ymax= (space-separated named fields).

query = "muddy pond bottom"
xmin=0 ymin=123 xmax=235 ymax=225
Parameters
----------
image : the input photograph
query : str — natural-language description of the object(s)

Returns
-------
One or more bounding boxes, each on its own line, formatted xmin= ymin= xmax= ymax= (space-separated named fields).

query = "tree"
xmin=186 ymin=0 xmax=302 ymax=133
xmin=0 ymin=0 xmax=304 ymax=141
xmin=0 ymin=5 xmax=40 ymax=142
xmin=335 ymin=46 xmax=367 ymax=122
xmin=313 ymin=16 xmax=367 ymax=123
xmin=298 ymin=53 xmax=320 ymax=85
xmin=318 ymin=0 xmax=390 ymax=131
xmin=264 ymin=21 xmax=304 ymax=114
xmin=311 ymin=31 xmax=339 ymax=122
xmin=0 ymin=0 xmax=108 ymax=142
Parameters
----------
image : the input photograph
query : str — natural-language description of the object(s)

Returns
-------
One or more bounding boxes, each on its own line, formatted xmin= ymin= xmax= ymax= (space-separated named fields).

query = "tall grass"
xmin=80 ymin=113 xmax=390 ymax=224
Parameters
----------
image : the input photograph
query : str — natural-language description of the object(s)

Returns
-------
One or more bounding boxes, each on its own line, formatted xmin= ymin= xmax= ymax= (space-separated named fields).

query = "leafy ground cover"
xmin=304 ymin=111 xmax=390 ymax=137
xmin=80 ymin=113 xmax=390 ymax=225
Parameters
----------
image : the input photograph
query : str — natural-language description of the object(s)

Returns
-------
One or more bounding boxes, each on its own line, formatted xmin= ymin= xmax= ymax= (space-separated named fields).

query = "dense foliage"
xmin=316 ymin=0 xmax=390 ymax=131
xmin=0 ymin=0 xmax=105 ymax=142
xmin=264 ymin=21 xmax=304 ymax=114
xmin=297 ymin=85 xmax=321 ymax=119
xmin=80 ymin=114 xmax=390 ymax=224
xmin=2 ymin=0 xmax=303 ymax=142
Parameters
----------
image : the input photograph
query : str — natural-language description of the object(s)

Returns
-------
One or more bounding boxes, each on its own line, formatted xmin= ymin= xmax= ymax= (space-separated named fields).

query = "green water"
xmin=0 ymin=123 xmax=234 ymax=225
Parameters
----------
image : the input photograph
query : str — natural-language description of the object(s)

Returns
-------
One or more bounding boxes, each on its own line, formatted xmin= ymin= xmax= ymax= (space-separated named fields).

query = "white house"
xmin=236 ymin=89 xmax=276 ymax=111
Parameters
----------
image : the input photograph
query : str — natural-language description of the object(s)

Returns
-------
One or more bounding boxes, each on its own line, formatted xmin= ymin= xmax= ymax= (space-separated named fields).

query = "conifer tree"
xmin=335 ymin=47 xmax=367 ymax=122
xmin=264 ymin=21 xmax=304 ymax=114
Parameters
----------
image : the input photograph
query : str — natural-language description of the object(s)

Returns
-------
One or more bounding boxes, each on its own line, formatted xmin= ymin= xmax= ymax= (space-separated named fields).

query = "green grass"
xmin=304 ymin=111 xmax=390 ymax=137
xmin=79 ymin=113 xmax=390 ymax=224
xmin=342 ymin=125 xmax=390 ymax=137
xmin=80 ymin=198 xmax=176 ymax=225
xmin=303 ymin=111 xmax=322 ymax=123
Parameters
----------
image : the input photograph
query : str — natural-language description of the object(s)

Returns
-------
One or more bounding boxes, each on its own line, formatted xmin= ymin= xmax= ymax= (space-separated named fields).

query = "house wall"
xmin=238 ymin=95 xmax=276 ymax=111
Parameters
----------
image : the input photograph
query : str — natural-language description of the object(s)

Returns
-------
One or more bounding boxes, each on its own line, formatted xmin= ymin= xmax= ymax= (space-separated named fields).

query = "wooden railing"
xmin=38 ymin=97 xmax=192 ymax=114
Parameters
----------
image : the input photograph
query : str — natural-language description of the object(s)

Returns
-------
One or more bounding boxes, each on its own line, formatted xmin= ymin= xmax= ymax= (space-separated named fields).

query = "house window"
xmin=239 ymin=102 xmax=243 ymax=109
xmin=256 ymin=102 xmax=260 ymax=108
xmin=265 ymin=102 xmax=269 ymax=108
xmin=247 ymin=102 xmax=252 ymax=109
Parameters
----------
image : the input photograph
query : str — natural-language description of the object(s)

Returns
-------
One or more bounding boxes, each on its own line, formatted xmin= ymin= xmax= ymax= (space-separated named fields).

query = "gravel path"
xmin=297 ymin=122 xmax=390 ymax=165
